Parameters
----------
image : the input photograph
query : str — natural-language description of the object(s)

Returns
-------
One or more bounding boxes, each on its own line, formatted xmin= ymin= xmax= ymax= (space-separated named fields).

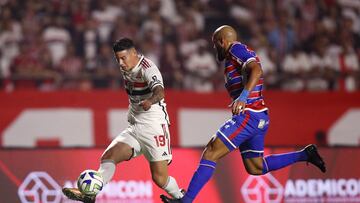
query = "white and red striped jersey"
xmin=122 ymin=55 xmax=169 ymax=125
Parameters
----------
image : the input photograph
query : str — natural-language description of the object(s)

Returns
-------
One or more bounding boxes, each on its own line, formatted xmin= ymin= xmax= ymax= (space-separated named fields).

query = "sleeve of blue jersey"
xmin=229 ymin=43 xmax=257 ymax=68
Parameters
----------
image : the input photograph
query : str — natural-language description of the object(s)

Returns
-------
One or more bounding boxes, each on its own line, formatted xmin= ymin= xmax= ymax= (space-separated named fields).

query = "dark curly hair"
xmin=112 ymin=38 xmax=135 ymax=52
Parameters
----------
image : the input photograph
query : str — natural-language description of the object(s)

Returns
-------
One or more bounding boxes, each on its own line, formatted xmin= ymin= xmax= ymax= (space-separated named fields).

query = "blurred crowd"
xmin=0 ymin=0 xmax=359 ymax=92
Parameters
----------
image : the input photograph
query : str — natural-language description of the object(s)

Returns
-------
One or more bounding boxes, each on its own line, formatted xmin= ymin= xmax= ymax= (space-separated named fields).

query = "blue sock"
xmin=182 ymin=159 xmax=217 ymax=203
xmin=262 ymin=150 xmax=308 ymax=174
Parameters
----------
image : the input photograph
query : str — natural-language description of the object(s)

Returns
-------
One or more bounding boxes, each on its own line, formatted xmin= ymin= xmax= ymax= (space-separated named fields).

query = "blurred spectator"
xmin=42 ymin=17 xmax=71 ymax=65
xmin=0 ymin=0 xmax=358 ymax=92
xmin=160 ymin=41 xmax=184 ymax=89
xmin=267 ymin=10 xmax=296 ymax=65
xmin=0 ymin=7 xmax=22 ymax=79
xmin=282 ymin=46 xmax=311 ymax=91
xmin=91 ymin=0 xmax=123 ymax=43
xmin=297 ymin=0 xmax=319 ymax=43
xmin=111 ymin=16 xmax=139 ymax=42
xmin=92 ymin=43 xmax=120 ymax=89
xmin=336 ymin=32 xmax=359 ymax=92
xmin=184 ymin=41 xmax=217 ymax=92
xmin=57 ymin=44 xmax=84 ymax=89
xmin=83 ymin=18 xmax=100 ymax=70
xmin=307 ymin=36 xmax=336 ymax=91
xmin=10 ymin=42 xmax=57 ymax=90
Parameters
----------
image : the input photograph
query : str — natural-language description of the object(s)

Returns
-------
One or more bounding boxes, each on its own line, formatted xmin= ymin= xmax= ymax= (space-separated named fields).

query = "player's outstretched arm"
xmin=140 ymin=85 xmax=164 ymax=111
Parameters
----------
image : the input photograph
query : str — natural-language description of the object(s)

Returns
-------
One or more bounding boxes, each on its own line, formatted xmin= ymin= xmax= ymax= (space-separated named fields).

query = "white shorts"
xmin=105 ymin=122 xmax=172 ymax=162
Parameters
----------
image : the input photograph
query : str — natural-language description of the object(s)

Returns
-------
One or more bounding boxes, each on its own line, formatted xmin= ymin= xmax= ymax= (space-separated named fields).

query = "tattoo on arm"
xmin=148 ymin=85 xmax=164 ymax=104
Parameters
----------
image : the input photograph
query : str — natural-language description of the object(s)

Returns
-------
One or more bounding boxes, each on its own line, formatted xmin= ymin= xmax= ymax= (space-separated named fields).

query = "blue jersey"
xmin=224 ymin=42 xmax=267 ymax=112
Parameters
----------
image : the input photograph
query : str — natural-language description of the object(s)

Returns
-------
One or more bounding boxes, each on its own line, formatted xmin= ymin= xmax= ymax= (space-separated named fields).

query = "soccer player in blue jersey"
xmin=160 ymin=25 xmax=326 ymax=203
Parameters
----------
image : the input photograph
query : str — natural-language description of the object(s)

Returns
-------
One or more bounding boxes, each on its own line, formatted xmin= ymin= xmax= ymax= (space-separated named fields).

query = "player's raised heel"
xmin=160 ymin=194 xmax=183 ymax=203
xmin=160 ymin=189 xmax=185 ymax=203
xmin=304 ymin=144 xmax=326 ymax=173
xmin=62 ymin=188 xmax=95 ymax=203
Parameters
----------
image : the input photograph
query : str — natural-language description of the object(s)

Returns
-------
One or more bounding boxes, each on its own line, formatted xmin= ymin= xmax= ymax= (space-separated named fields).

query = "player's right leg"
xmin=161 ymin=137 xmax=230 ymax=203
xmin=63 ymin=125 xmax=140 ymax=202
xmin=259 ymin=144 xmax=326 ymax=174
xmin=161 ymin=112 xmax=254 ymax=203
xmin=150 ymin=160 xmax=185 ymax=198
xmin=136 ymin=122 xmax=185 ymax=199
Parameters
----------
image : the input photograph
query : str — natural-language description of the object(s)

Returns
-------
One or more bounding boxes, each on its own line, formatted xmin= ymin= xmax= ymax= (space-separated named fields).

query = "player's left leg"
xmin=63 ymin=125 xmax=139 ymax=202
xmin=160 ymin=136 xmax=231 ymax=203
xmin=240 ymin=111 xmax=326 ymax=174
xmin=161 ymin=111 xmax=259 ymax=203
xmin=184 ymin=137 xmax=231 ymax=203
xmin=150 ymin=160 xmax=184 ymax=198
xmin=242 ymin=144 xmax=326 ymax=174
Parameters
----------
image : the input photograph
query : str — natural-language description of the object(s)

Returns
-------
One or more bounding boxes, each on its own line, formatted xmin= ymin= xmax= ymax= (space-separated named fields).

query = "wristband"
xmin=237 ymin=89 xmax=250 ymax=102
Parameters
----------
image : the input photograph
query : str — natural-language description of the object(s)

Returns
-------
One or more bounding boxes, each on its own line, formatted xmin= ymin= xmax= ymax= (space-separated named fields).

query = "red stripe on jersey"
xmin=256 ymin=78 xmax=264 ymax=85
xmin=141 ymin=58 xmax=151 ymax=69
xmin=248 ymin=91 xmax=261 ymax=98
xmin=162 ymin=124 xmax=171 ymax=155
xmin=224 ymin=65 xmax=236 ymax=74
xmin=124 ymin=80 xmax=148 ymax=87
xmin=245 ymin=100 xmax=267 ymax=110
xmin=232 ymin=71 xmax=241 ymax=77
xmin=228 ymin=112 xmax=250 ymax=140
xmin=230 ymin=57 xmax=242 ymax=67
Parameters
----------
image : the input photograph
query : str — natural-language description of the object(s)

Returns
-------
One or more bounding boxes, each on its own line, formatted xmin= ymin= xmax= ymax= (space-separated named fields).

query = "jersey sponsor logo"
xmin=18 ymin=171 xmax=61 ymax=203
xmin=64 ymin=180 xmax=153 ymax=200
xmin=242 ymin=175 xmax=360 ymax=202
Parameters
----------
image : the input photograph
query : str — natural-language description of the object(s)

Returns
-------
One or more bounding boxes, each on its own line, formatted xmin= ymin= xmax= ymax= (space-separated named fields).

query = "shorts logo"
xmin=18 ymin=171 xmax=61 ymax=203
xmin=241 ymin=174 xmax=283 ymax=203
xmin=162 ymin=152 xmax=168 ymax=156
xmin=258 ymin=119 xmax=266 ymax=129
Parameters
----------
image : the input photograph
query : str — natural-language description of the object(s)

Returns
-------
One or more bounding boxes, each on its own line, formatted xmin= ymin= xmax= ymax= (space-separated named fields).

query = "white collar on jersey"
xmin=129 ymin=55 xmax=144 ymax=74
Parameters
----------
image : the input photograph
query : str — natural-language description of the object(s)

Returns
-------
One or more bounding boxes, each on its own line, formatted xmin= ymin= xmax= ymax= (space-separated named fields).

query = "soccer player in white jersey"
xmin=63 ymin=38 xmax=184 ymax=203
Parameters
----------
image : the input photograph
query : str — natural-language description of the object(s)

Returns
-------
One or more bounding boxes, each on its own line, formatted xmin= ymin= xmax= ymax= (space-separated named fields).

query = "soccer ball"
xmin=77 ymin=169 xmax=104 ymax=196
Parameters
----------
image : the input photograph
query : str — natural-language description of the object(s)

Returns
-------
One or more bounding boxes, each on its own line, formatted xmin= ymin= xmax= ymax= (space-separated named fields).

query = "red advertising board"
xmin=0 ymin=147 xmax=359 ymax=203
xmin=1 ymin=90 xmax=360 ymax=147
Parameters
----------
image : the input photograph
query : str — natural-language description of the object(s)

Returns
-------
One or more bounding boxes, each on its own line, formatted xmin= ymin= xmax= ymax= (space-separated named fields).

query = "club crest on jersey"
xmin=127 ymin=82 xmax=134 ymax=93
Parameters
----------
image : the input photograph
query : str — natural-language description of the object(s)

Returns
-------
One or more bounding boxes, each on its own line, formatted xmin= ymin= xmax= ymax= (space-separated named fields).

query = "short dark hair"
xmin=112 ymin=38 xmax=135 ymax=52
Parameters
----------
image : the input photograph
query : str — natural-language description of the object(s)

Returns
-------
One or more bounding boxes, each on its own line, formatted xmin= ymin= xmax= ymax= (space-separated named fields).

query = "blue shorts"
xmin=216 ymin=110 xmax=269 ymax=159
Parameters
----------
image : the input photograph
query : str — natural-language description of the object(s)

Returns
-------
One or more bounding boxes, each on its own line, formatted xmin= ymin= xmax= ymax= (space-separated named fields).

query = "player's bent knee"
xmin=244 ymin=157 xmax=264 ymax=175
xmin=202 ymin=147 xmax=218 ymax=161
xmin=202 ymin=138 xmax=228 ymax=162
xmin=245 ymin=167 xmax=263 ymax=175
